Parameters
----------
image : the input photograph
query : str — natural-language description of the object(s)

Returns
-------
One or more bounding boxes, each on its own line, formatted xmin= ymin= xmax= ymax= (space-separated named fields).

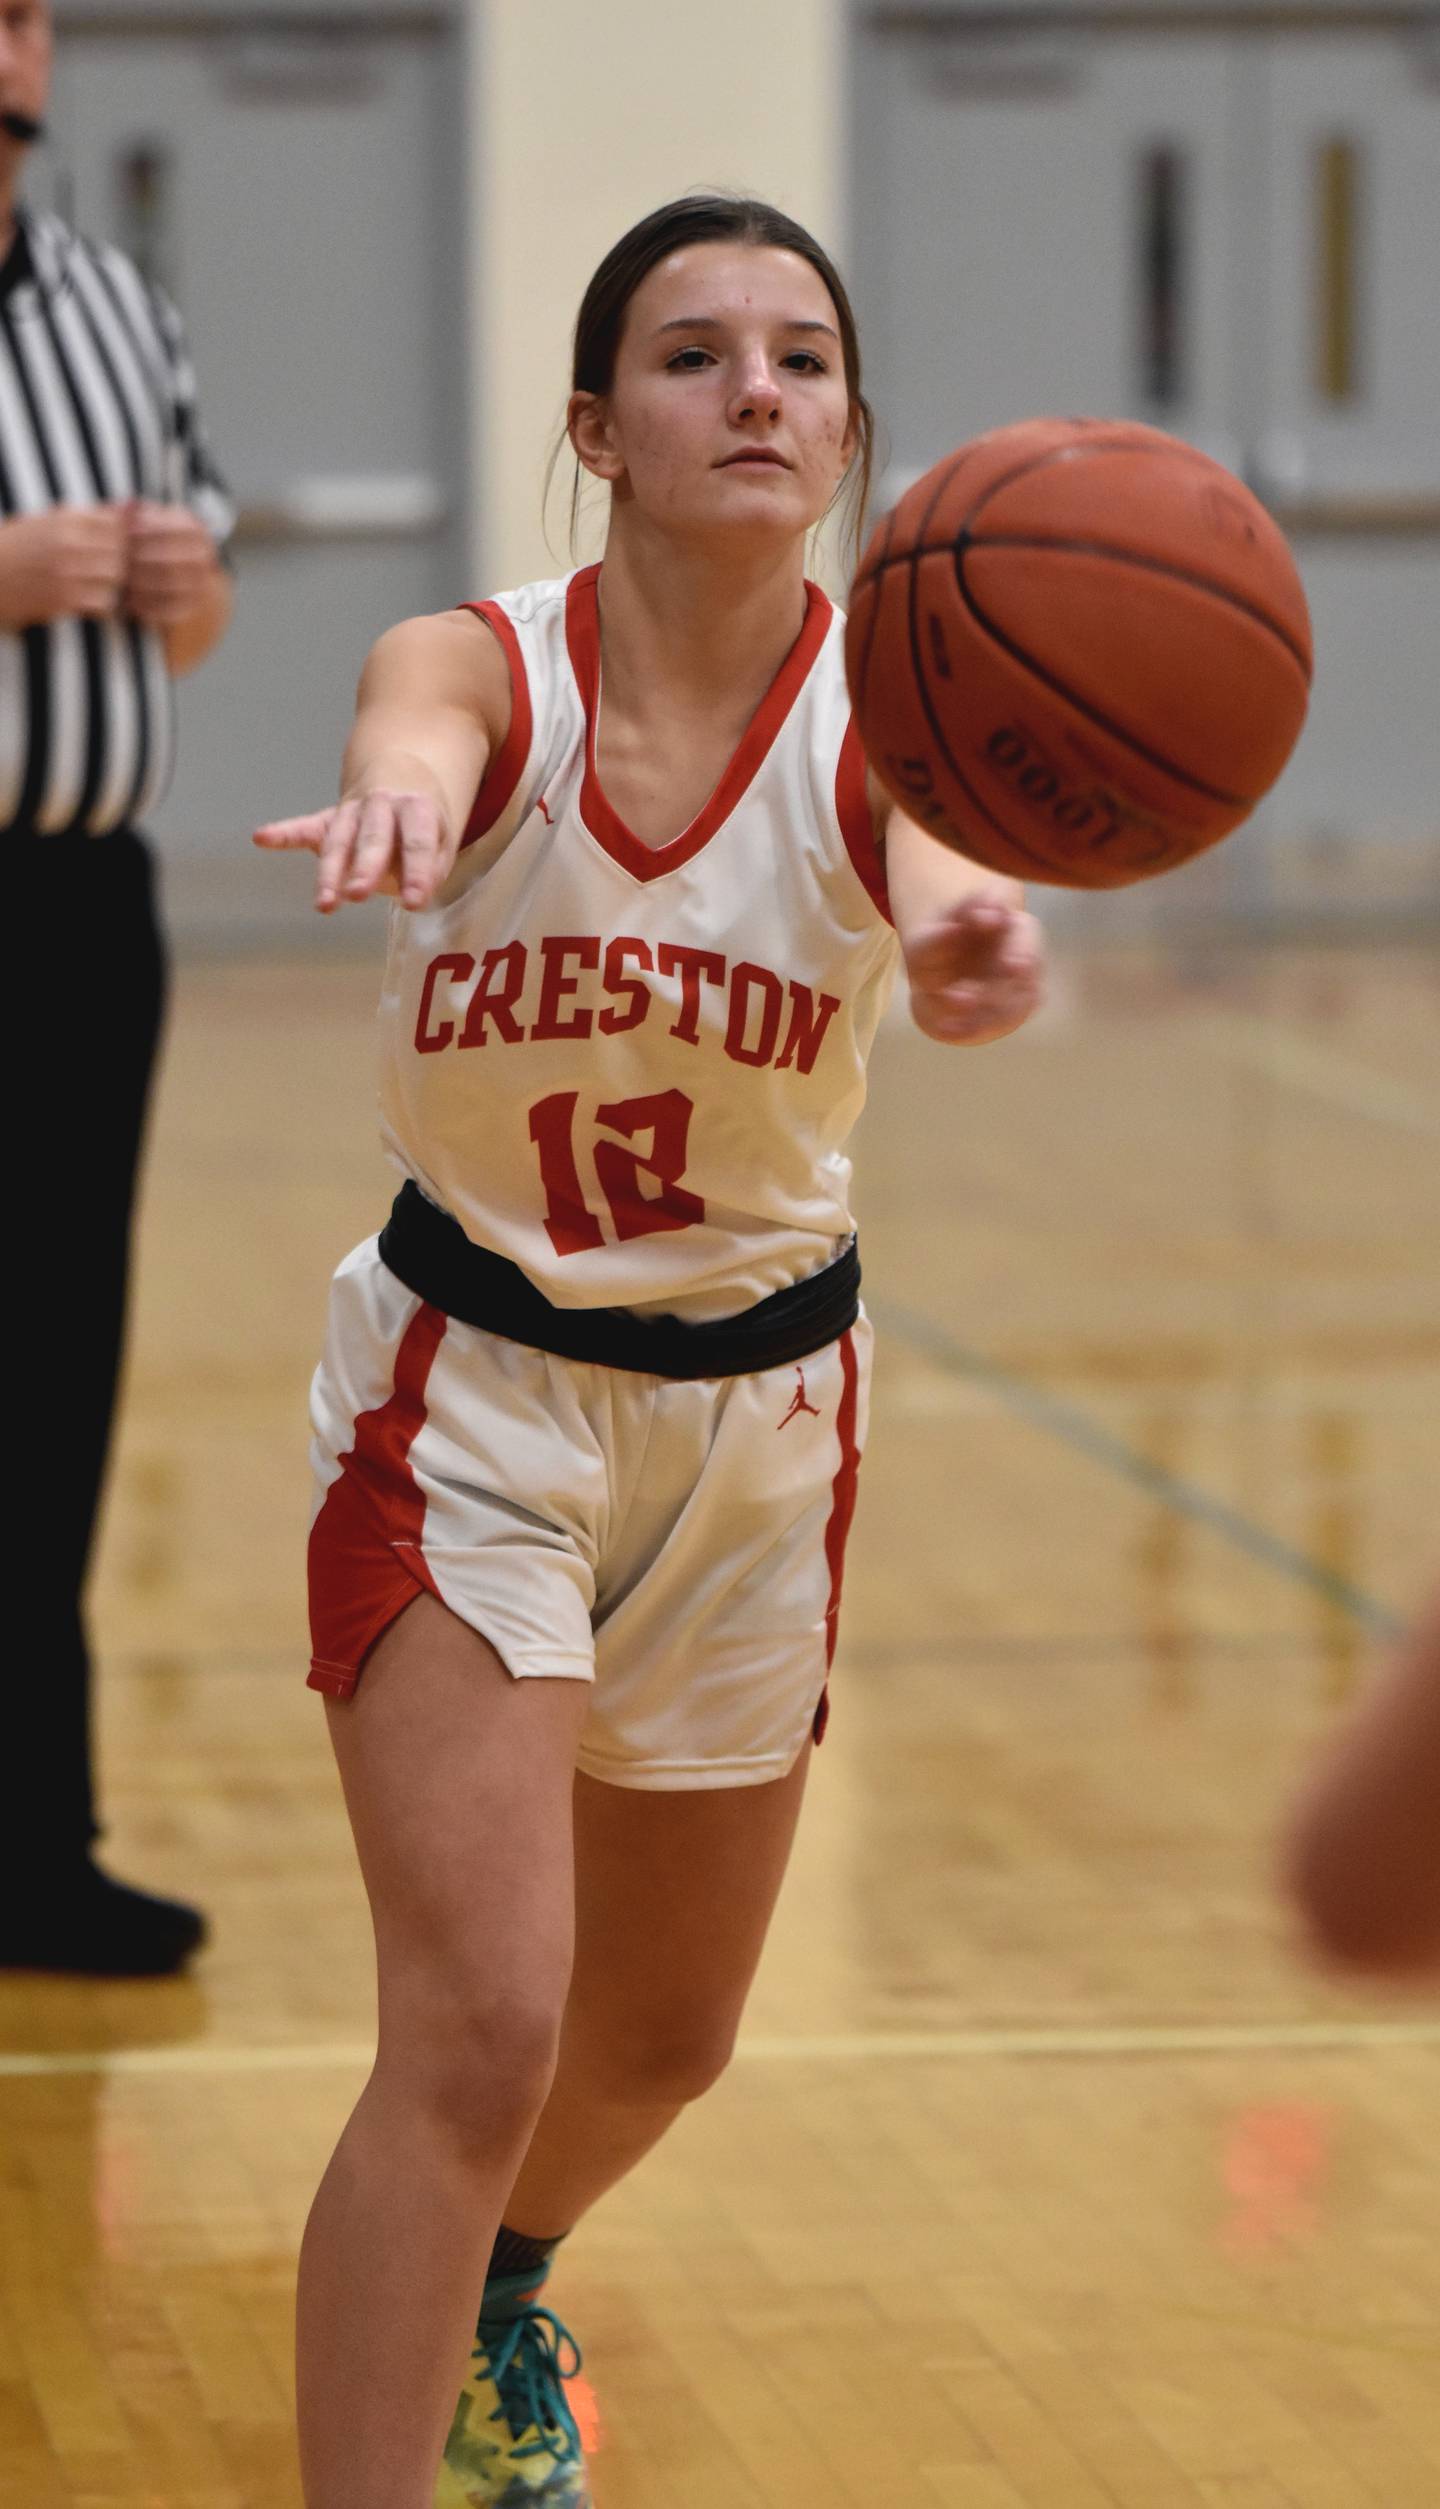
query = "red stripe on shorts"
xmin=306 ymin=1300 xmax=448 ymax=1699
xmin=820 ymin=1326 xmax=863 ymax=1708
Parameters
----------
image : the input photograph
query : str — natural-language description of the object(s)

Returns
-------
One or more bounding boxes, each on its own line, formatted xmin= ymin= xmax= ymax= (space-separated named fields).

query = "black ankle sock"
xmin=487 ymin=2222 xmax=568 ymax=2286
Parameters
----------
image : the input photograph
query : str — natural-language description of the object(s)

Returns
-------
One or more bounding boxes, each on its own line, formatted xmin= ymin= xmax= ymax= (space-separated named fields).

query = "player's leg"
xmin=434 ymin=1748 xmax=812 ymax=2508
xmin=296 ymin=1589 xmax=590 ymax=2509
xmin=436 ymin=1328 xmax=866 ymax=2504
xmin=491 ymin=1328 xmax=864 ymax=2242
xmin=507 ymin=1747 xmax=811 ymax=2233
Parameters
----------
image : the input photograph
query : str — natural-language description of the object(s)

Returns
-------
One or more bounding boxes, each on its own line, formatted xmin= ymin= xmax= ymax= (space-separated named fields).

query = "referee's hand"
xmin=254 ymin=790 xmax=459 ymax=913
xmin=123 ymin=501 xmax=219 ymax=628
xmin=0 ymin=504 xmax=127 ymax=627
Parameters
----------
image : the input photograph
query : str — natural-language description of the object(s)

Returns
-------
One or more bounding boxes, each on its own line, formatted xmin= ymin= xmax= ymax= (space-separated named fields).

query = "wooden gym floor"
xmin=3 ymin=932 xmax=1438 ymax=2507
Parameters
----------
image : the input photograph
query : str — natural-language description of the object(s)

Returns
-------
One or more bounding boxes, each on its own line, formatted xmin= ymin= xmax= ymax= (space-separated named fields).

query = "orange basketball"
xmin=844 ymin=417 xmax=1313 ymax=888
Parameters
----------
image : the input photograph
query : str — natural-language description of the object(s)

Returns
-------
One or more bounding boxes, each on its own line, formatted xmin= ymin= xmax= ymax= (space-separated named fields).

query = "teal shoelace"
xmin=478 ymin=2301 xmax=584 ymax=2466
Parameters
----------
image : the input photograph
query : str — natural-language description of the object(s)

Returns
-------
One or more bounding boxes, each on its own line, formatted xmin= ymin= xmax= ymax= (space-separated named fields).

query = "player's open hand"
xmin=902 ymin=898 xmax=1045 ymax=1045
xmin=253 ymin=790 xmax=457 ymax=913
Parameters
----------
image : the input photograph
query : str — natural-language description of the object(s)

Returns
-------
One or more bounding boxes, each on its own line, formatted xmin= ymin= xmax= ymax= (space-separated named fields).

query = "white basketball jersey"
xmin=378 ymin=566 xmax=899 ymax=1319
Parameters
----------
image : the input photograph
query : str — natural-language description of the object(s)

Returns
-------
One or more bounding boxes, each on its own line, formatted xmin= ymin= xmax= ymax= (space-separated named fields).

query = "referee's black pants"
xmin=9 ymin=828 xmax=167 ymax=1873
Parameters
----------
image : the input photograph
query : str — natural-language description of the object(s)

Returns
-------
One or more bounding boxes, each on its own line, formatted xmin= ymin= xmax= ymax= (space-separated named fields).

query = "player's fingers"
xmin=345 ymin=794 xmax=402 ymax=899
xmin=933 ymin=983 xmax=979 ymax=1025
xmin=394 ymin=793 xmax=445 ymax=909
xmin=949 ymin=896 xmax=1014 ymax=932
xmin=926 ymin=899 xmax=1020 ymax=964
xmin=315 ymin=800 xmax=365 ymax=909
xmin=253 ymin=810 xmax=334 ymax=853
xmin=913 ymin=985 xmax=983 ymax=1043
xmin=996 ymin=915 xmax=1044 ymax=975
xmin=911 ymin=919 xmax=1007 ymax=985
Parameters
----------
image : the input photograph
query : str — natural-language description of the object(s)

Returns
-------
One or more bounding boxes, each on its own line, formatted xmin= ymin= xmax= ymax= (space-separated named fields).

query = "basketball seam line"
xmin=962 ymin=432 xmax=1222 ymax=527
xmin=902 ymin=540 xmax=1056 ymax=876
xmin=951 ymin=545 xmax=1253 ymax=808
xmin=850 ymin=434 xmax=988 ymax=707
xmin=899 ymin=456 xmax=1059 ymax=872
xmin=859 ymin=534 xmax=1312 ymax=684
xmin=974 ymin=537 xmax=1312 ymax=677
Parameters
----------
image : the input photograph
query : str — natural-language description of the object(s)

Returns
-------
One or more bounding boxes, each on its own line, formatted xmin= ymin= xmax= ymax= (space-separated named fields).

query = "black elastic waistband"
xmin=377 ymin=1182 xmax=860 ymax=1379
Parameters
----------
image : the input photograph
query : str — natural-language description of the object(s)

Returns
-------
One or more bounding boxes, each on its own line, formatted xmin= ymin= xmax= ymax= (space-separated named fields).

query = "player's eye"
xmin=783 ymin=351 xmax=828 ymax=374
xmin=666 ymin=347 xmax=714 ymax=372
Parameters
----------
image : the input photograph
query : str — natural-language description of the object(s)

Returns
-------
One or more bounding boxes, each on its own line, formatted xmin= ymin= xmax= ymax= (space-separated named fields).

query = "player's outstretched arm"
xmin=253 ymin=609 xmax=509 ymax=913
xmin=881 ymin=800 xmax=1045 ymax=1046
xmin=1284 ymin=1583 xmax=1440 ymax=1982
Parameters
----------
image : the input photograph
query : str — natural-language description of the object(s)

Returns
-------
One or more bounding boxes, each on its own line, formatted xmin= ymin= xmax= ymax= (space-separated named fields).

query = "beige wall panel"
xmin=467 ymin=0 xmax=845 ymax=592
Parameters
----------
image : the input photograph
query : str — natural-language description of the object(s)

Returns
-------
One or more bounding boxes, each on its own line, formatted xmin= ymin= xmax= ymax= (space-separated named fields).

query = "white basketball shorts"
xmin=306 ymin=1235 xmax=871 ymax=1789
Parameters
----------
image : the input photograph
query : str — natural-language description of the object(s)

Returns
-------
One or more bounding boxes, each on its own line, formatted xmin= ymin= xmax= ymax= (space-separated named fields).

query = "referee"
xmin=2 ymin=0 xmax=234 ymax=1973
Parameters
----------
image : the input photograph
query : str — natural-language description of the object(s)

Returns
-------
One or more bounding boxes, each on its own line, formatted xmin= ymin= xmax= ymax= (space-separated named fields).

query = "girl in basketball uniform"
xmin=256 ymin=195 xmax=1045 ymax=2509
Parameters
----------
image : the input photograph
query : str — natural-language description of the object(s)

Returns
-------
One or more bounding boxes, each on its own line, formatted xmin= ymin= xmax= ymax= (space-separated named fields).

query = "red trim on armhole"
xmin=836 ymin=717 xmax=893 ymax=925
xmin=306 ymin=1301 xmax=448 ymax=1697
xmin=456 ymin=602 xmax=533 ymax=851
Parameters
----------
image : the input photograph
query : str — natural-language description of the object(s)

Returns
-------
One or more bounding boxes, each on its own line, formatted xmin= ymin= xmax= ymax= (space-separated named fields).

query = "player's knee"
xmin=384 ymin=1974 xmax=565 ymax=2147
xmin=594 ymin=2010 xmax=741 ymax=2110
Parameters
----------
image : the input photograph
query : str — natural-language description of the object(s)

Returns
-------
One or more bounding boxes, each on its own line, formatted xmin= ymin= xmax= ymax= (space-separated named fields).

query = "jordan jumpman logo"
xmin=777 ymin=1364 xmax=822 ymax=1429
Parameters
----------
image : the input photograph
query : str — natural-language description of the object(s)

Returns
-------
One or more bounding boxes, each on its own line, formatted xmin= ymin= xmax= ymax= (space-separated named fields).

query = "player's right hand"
xmin=252 ymin=790 xmax=458 ymax=914
xmin=0 ymin=505 xmax=129 ymax=626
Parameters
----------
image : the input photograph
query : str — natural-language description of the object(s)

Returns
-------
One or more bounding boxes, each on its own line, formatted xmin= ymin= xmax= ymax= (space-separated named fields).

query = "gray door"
xmin=1256 ymin=30 xmax=1440 ymax=508
xmin=43 ymin=8 xmax=467 ymax=920
xmin=849 ymin=12 xmax=1440 ymax=886
xmin=849 ymin=27 xmax=1242 ymax=487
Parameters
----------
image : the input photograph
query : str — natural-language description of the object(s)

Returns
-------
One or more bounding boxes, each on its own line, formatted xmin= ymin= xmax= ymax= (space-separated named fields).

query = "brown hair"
xmin=550 ymin=192 xmax=875 ymax=567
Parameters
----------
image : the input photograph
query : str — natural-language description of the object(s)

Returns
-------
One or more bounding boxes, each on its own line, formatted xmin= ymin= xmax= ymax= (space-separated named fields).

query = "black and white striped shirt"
xmin=0 ymin=205 xmax=235 ymax=838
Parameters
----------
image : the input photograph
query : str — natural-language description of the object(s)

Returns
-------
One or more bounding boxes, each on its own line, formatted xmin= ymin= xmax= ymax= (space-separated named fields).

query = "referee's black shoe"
xmin=0 ymin=1857 xmax=207 ymax=1977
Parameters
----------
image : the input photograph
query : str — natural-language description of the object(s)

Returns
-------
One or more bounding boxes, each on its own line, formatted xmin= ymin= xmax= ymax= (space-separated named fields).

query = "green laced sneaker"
xmin=434 ymin=2267 xmax=590 ymax=2506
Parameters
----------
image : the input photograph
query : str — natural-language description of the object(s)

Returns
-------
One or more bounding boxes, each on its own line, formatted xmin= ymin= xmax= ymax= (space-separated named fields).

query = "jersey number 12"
xmin=529 ymin=1088 xmax=704 ymax=1257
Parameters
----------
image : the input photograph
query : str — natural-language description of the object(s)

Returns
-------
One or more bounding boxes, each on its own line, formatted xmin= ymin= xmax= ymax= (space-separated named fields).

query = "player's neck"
xmin=593 ymin=527 xmax=811 ymax=720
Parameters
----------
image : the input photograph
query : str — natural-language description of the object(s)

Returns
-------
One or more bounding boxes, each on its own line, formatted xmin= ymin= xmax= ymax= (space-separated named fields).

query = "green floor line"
xmin=872 ymin=1299 xmax=1402 ymax=1641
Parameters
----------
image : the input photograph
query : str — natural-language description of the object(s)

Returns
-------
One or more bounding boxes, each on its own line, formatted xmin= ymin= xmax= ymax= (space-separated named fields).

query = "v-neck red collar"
xmin=563 ymin=563 xmax=832 ymax=882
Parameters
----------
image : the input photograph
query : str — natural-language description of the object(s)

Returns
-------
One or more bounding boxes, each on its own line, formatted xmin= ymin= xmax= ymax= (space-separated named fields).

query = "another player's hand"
xmin=0 ymin=504 xmax=128 ymax=626
xmin=903 ymin=898 xmax=1046 ymax=1045
xmin=253 ymin=790 xmax=458 ymax=913
xmin=123 ymin=501 xmax=219 ymax=627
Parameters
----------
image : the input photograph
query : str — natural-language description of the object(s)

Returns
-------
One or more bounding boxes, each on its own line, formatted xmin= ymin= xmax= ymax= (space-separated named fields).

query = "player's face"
xmin=574 ymin=243 xmax=859 ymax=546
xmin=0 ymin=0 xmax=52 ymax=159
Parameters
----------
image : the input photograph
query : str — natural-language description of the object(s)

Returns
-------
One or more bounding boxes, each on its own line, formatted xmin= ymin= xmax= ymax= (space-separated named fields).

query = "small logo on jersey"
xmin=777 ymin=1365 xmax=822 ymax=1429
xmin=536 ymin=794 xmax=553 ymax=825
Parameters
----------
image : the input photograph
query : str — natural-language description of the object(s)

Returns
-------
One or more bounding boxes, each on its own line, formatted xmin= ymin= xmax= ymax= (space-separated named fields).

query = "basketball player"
xmin=255 ymin=195 xmax=1045 ymax=2509
xmin=1286 ymin=1580 xmax=1440 ymax=1983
